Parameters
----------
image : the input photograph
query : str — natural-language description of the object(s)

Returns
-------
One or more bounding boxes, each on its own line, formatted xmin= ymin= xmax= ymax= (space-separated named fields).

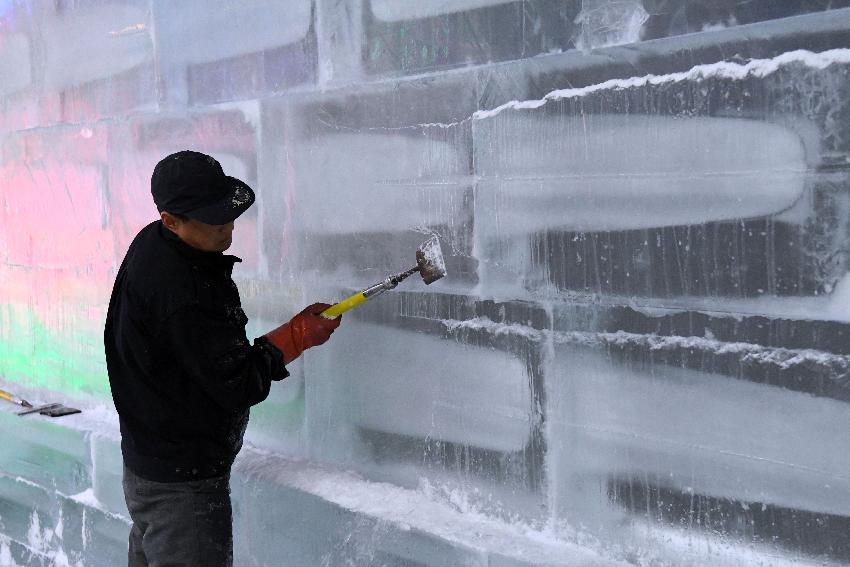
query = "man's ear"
xmin=161 ymin=211 xmax=180 ymax=233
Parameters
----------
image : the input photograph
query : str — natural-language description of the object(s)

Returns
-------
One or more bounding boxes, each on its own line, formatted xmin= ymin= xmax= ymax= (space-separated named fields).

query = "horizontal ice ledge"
xmin=233 ymin=448 xmax=622 ymax=566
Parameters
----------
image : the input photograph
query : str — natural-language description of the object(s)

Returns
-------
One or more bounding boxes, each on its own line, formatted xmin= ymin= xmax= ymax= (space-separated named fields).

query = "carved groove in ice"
xmin=549 ymin=347 xmax=850 ymax=518
xmin=475 ymin=115 xmax=806 ymax=231
xmin=338 ymin=323 xmax=532 ymax=451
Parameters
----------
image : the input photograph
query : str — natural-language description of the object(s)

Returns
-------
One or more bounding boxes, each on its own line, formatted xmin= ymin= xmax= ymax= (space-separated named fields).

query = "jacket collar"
xmin=157 ymin=221 xmax=242 ymax=272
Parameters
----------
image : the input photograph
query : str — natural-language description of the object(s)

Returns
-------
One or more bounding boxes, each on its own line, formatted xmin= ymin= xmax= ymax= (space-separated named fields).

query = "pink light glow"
xmin=1 ymin=127 xmax=113 ymax=273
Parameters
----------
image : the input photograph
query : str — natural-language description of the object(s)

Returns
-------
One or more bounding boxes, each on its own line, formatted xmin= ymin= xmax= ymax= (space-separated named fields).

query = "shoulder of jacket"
xmin=124 ymin=229 xmax=201 ymax=319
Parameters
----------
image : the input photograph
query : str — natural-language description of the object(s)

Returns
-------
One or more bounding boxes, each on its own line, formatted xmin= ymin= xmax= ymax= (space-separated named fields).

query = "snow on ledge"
xmin=234 ymin=448 xmax=623 ymax=566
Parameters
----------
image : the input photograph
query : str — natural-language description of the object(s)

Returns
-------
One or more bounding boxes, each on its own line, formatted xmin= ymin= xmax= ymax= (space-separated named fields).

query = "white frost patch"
xmin=23 ymin=508 xmax=79 ymax=566
xmin=558 ymin=329 xmax=850 ymax=370
xmin=48 ymin=548 xmax=75 ymax=567
xmin=81 ymin=508 xmax=89 ymax=551
xmin=69 ymin=488 xmax=100 ymax=509
xmin=12 ymin=476 xmax=42 ymax=489
xmin=441 ymin=316 xmax=544 ymax=340
xmin=0 ymin=540 xmax=20 ymax=567
xmin=575 ymin=0 xmax=648 ymax=50
xmin=66 ymin=488 xmax=131 ymax=525
xmin=0 ymin=537 xmax=82 ymax=567
xmin=26 ymin=511 xmax=46 ymax=553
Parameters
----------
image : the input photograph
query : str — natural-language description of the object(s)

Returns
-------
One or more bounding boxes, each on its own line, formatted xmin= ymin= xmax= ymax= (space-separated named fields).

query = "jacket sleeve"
xmin=160 ymin=303 xmax=289 ymax=413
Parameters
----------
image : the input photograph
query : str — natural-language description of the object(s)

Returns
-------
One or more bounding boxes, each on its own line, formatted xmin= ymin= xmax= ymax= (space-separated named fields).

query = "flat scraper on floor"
xmin=0 ymin=387 xmax=81 ymax=417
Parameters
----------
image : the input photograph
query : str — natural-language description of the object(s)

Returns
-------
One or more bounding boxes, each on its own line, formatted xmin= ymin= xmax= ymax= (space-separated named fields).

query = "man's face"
xmin=161 ymin=212 xmax=234 ymax=253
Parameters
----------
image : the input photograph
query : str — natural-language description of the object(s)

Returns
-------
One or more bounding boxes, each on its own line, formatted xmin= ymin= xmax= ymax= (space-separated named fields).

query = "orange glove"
xmin=264 ymin=303 xmax=341 ymax=364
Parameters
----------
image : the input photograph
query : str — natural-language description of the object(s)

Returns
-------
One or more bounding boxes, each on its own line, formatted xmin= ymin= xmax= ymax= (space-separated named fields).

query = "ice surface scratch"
xmin=108 ymin=23 xmax=146 ymax=37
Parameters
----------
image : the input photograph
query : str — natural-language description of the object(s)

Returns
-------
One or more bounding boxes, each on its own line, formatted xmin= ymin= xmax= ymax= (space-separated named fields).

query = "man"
xmin=104 ymin=150 xmax=341 ymax=566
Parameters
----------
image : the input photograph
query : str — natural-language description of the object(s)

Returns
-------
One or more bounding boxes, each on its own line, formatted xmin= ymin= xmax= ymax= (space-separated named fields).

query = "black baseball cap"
xmin=151 ymin=150 xmax=255 ymax=225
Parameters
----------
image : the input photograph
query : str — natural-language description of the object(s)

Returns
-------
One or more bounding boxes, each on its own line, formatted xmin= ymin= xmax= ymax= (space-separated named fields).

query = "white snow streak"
xmin=440 ymin=316 xmax=850 ymax=372
xmin=472 ymin=48 xmax=850 ymax=120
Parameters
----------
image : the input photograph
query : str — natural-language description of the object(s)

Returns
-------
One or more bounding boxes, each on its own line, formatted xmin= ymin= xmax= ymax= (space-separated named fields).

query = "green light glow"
xmin=0 ymin=303 xmax=109 ymax=397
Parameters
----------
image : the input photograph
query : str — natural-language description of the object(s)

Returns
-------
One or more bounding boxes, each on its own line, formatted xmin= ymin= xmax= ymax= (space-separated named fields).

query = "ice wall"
xmin=2 ymin=1 xmax=850 ymax=565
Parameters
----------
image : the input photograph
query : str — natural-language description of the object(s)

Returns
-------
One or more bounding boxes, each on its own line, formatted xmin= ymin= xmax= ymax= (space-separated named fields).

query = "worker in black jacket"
xmin=104 ymin=150 xmax=340 ymax=567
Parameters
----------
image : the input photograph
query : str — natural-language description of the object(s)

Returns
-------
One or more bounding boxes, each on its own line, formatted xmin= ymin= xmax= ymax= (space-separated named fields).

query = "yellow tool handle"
xmin=321 ymin=291 xmax=369 ymax=318
xmin=0 ymin=388 xmax=29 ymax=407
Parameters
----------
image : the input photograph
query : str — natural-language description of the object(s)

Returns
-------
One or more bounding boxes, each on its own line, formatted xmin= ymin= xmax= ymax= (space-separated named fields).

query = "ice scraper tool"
xmin=0 ymin=387 xmax=81 ymax=418
xmin=321 ymin=236 xmax=447 ymax=318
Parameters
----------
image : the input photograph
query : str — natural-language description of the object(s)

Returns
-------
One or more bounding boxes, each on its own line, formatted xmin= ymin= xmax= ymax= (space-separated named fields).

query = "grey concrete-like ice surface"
xmin=2 ymin=0 xmax=850 ymax=565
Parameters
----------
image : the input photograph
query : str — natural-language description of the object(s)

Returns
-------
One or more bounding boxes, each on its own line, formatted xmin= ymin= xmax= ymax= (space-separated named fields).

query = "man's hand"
xmin=264 ymin=303 xmax=341 ymax=364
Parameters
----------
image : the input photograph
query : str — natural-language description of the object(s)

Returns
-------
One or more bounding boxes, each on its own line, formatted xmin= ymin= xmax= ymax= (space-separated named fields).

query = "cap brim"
xmin=184 ymin=176 xmax=255 ymax=225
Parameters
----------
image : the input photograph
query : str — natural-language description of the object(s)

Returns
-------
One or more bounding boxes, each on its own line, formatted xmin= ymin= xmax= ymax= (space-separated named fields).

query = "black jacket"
xmin=104 ymin=221 xmax=287 ymax=482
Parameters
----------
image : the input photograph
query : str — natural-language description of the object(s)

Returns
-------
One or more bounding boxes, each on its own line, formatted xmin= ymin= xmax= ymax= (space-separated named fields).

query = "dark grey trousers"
xmin=122 ymin=465 xmax=233 ymax=567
